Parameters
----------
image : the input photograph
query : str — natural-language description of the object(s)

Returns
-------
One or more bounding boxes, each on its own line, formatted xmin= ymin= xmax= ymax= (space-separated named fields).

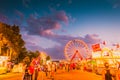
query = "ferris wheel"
xmin=64 ymin=39 xmax=91 ymax=61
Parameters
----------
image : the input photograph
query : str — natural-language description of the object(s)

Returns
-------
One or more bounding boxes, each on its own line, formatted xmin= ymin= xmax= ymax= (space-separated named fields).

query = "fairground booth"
xmin=92 ymin=43 xmax=120 ymax=74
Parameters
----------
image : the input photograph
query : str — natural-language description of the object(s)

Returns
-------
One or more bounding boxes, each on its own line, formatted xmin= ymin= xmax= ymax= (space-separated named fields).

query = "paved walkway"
xmin=0 ymin=70 xmax=102 ymax=80
xmin=0 ymin=72 xmax=23 ymax=80
xmin=53 ymin=70 xmax=102 ymax=80
xmin=40 ymin=70 xmax=102 ymax=80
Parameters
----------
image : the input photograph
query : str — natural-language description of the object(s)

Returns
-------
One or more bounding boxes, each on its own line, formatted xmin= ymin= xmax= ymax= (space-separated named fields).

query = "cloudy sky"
xmin=0 ymin=0 xmax=120 ymax=59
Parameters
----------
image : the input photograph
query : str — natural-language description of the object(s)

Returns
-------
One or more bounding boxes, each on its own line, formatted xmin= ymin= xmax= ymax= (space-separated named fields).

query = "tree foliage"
xmin=0 ymin=22 xmax=51 ymax=64
xmin=46 ymin=56 xmax=51 ymax=61
xmin=27 ymin=50 xmax=40 ymax=61
xmin=0 ymin=22 xmax=26 ymax=62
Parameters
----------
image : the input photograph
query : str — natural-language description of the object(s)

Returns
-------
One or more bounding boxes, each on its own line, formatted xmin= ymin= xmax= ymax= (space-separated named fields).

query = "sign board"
xmin=92 ymin=51 xmax=101 ymax=58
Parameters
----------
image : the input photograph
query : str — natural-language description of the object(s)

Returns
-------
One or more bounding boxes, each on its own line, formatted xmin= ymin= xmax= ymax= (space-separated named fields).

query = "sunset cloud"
xmin=22 ymin=31 xmax=101 ymax=59
xmin=26 ymin=10 xmax=69 ymax=36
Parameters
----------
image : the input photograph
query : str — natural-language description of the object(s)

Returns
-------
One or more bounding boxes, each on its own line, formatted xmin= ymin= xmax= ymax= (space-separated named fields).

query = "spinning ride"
xmin=64 ymin=39 xmax=91 ymax=62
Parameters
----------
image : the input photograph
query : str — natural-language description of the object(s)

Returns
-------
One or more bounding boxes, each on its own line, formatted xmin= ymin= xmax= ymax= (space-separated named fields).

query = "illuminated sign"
xmin=92 ymin=51 xmax=101 ymax=58
xmin=113 ymin=51 xmax=120 ymax=58
xmin=102 ymin=51 xmax=109 ymax=56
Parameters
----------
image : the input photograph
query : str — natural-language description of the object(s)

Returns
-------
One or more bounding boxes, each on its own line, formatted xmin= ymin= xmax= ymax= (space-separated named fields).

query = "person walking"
xmin=51 ymin=62 xmax=56 ymax=80
xmin=28 ymin=63 xmax=34 ymax=80
xmin=102 ymin=62 xmax=113 ymax=80
xmin=47 ymin=63 xmax=52 ymax=78
xmin=23 ymin=66 xmax=31 ymax=80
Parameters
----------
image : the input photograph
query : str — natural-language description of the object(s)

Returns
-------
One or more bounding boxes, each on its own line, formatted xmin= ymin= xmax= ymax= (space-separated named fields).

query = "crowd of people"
xmin=7 ymin=59 xmax=120 ymax=80
xmin=23 ymin=61 xmax=58 ymax=80
xmin=22 ymin=61 xmax=82 ymax=80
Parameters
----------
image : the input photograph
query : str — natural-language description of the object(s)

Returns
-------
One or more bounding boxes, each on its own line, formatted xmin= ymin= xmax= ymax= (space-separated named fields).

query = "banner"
xmin=92 ymin=43 xmax=101 ymax=52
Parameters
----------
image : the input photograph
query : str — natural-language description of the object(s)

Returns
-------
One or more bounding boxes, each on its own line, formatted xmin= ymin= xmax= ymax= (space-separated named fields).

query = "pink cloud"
xmin=43 ymin=34 xmax=101 ymax=59
xmin=54 ymin=10 xmax=68 ymax=24
xmin=61 ymin=29 xmax=67 ymax=32
xmin=26 ymin=10 xmax=69 ymax=36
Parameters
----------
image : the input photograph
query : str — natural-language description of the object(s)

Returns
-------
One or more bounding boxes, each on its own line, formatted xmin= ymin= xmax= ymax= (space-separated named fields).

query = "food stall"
xmin=92 ymin=47 xmax=120 ymax=74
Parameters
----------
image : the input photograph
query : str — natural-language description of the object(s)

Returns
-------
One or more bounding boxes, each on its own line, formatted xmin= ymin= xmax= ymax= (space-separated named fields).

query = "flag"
xmin=103 ymin=41 xmax=106 ymax=45
xmin=116 ymin=44 xmax=120 ymax=48
xmin=92 ymin=43 xmax=101 ymax=52
xmin=112 ymin=43 xmax=120 ymax=48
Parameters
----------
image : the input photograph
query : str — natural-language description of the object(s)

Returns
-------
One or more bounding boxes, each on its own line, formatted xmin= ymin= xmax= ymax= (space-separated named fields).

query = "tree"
xmin=27 ymin=50 xmax=40 ymax=62
xmin=0 ymin=22 xmax=27 ymax=62
xmin=27 ymin=51 xmax=35 ymax=62
xmin=46 ymin=56 xmax=51 ymax=61
xmin=23 ymin=56 xmax=30 ymax=66
xmin=34 ymin=50 xmax=40 ymax=58
xmin=18 ymin=47 xmax=28 ymax=62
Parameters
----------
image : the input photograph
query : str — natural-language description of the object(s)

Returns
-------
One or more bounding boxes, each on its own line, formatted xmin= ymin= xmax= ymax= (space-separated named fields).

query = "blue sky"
xmin=0 ymin=0 xmax=120 ymax=59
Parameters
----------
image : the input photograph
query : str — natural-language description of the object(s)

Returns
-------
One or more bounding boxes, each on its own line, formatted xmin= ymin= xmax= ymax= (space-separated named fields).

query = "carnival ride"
xmin=64 ymin=39 xmax=91 ymax=62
